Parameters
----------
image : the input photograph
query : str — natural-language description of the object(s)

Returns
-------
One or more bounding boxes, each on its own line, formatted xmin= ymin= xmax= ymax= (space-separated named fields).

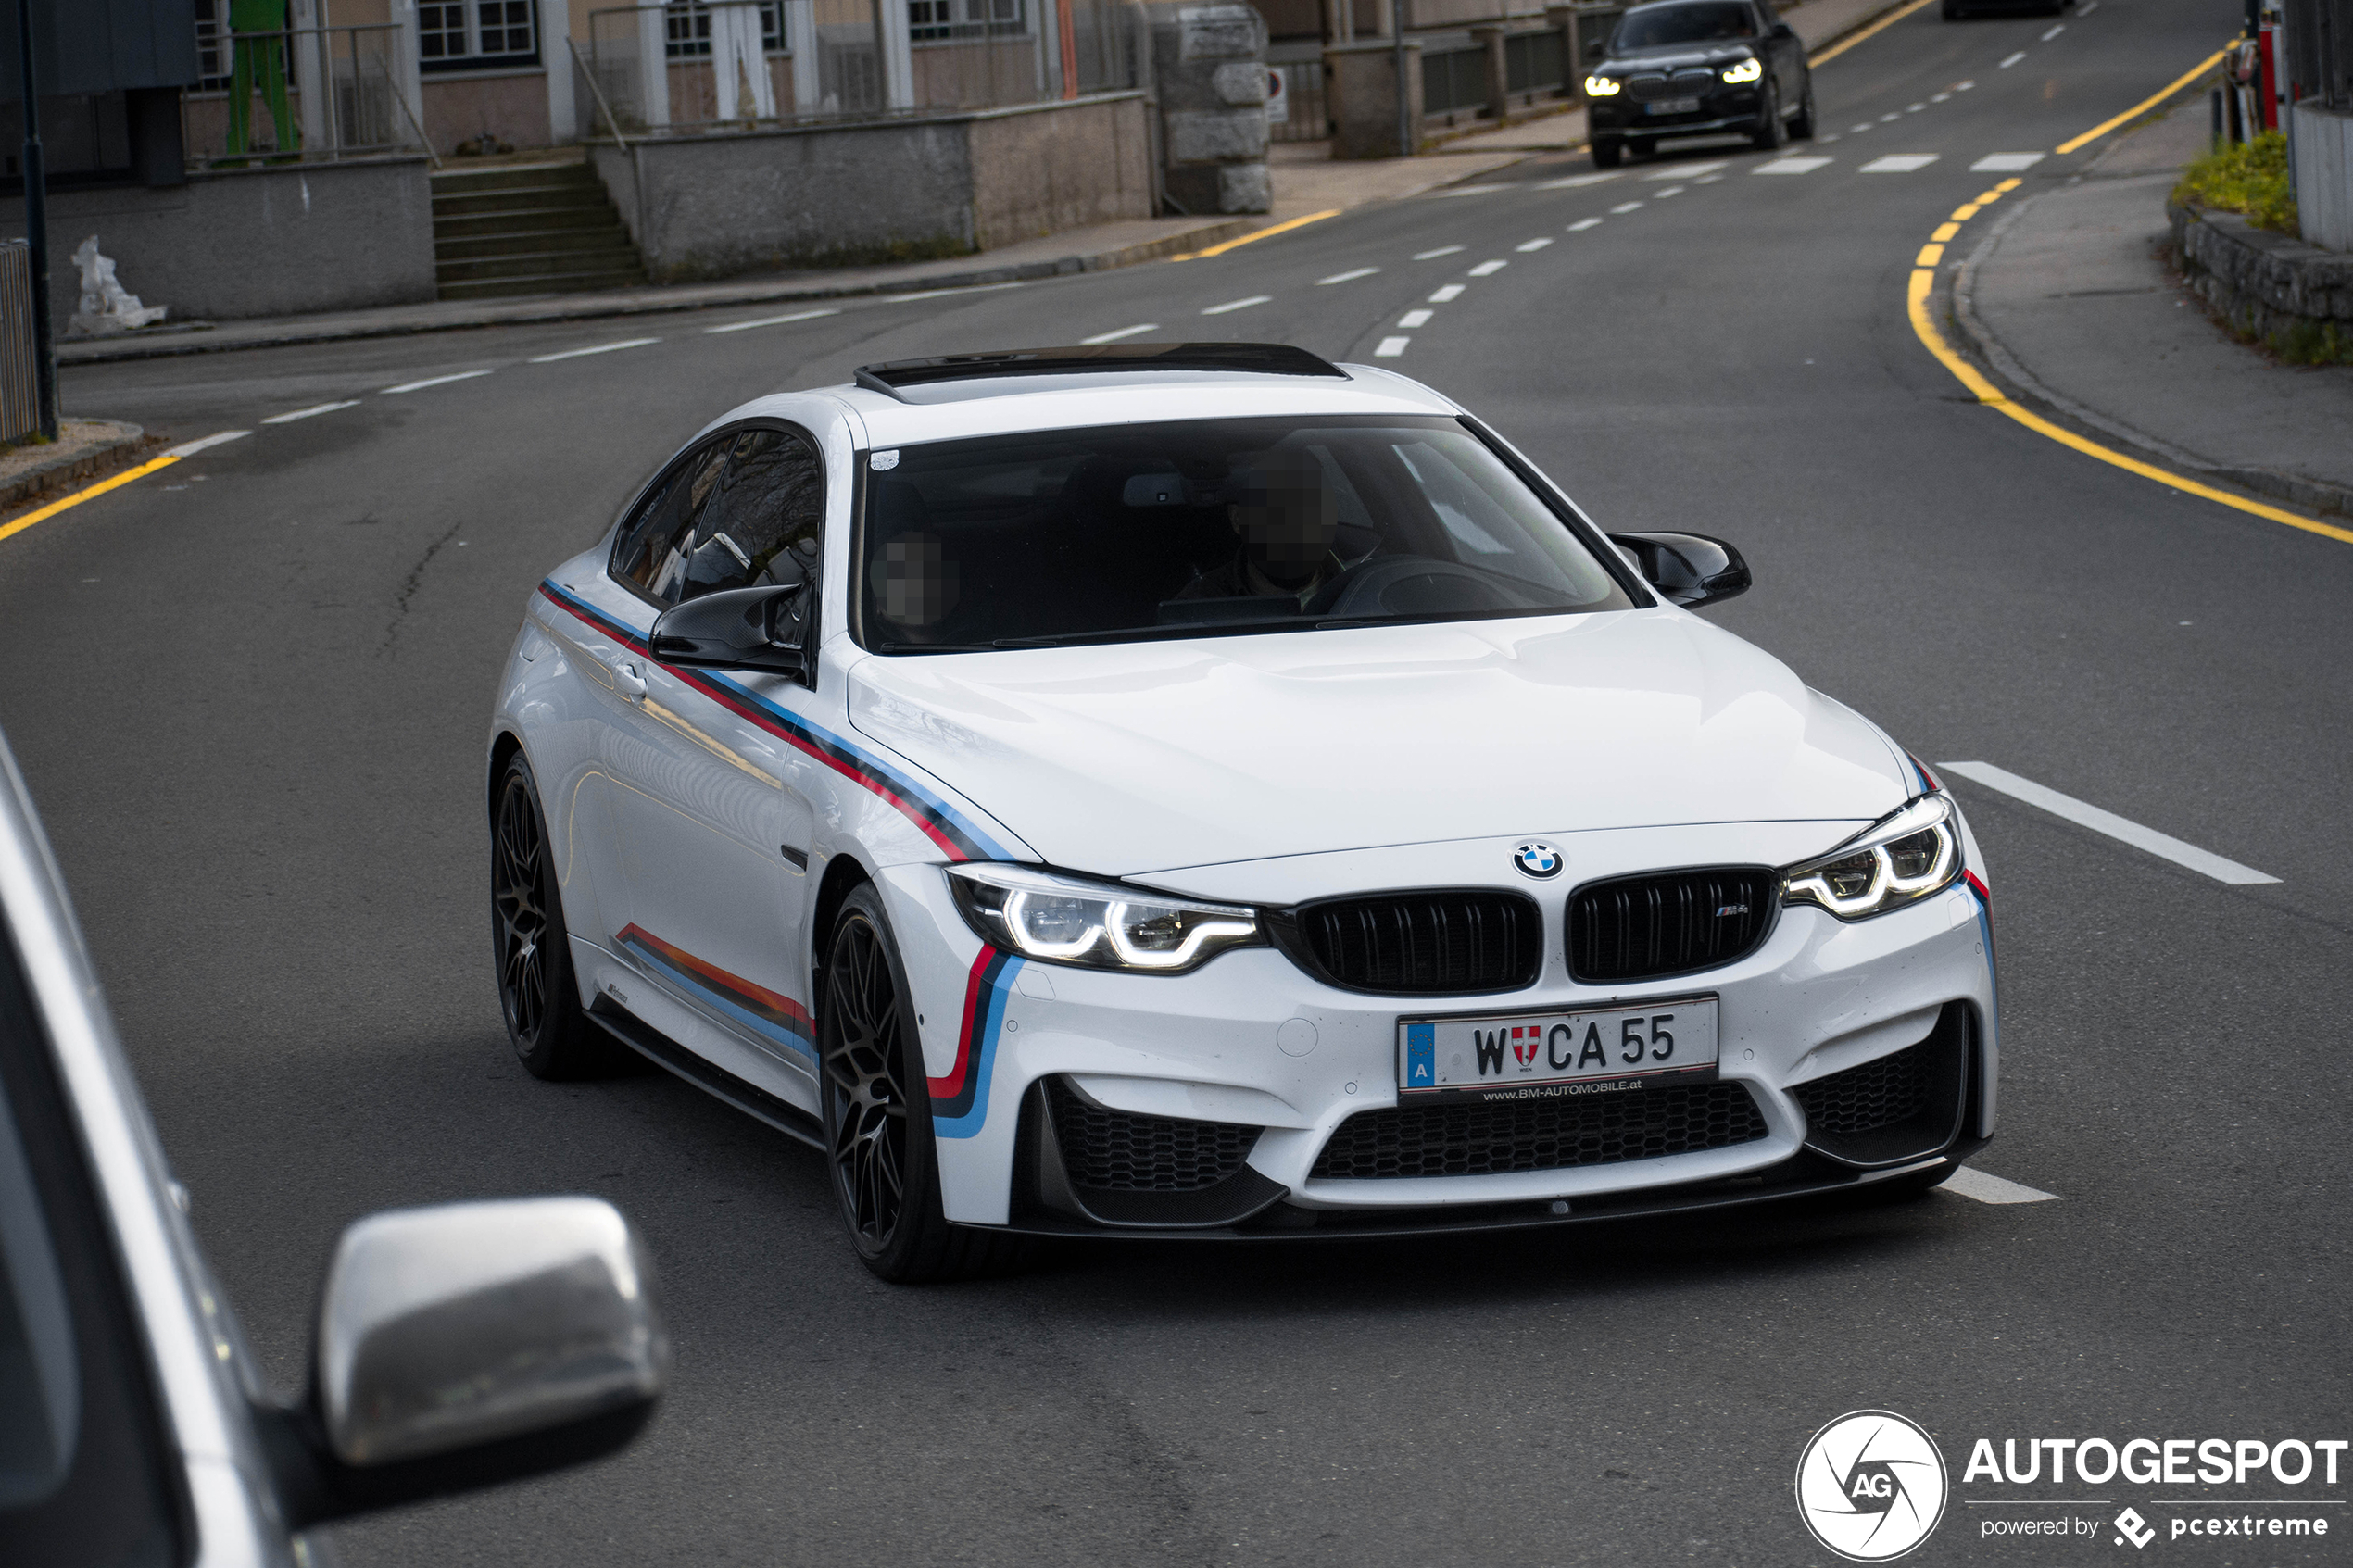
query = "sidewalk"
xmin=1958 ymin=105 xmax=2353 ymax=519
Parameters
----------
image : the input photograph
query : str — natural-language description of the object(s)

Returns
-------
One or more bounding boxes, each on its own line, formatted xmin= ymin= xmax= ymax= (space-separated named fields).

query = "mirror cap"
xmin=648 ymin=578 xmax=809 ymax=675
xmin=1608 ymin=531 xmax=1752 ymax=609
xmin=320 ymin=1196 xmax=667 ymax=1469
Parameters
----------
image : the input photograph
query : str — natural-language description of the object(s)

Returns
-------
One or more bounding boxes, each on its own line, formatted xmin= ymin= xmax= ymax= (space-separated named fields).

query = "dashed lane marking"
xmin=1201 ymin=295 xmax=1272 ymax=314
xmin=1414 ymin=245 xmax=1466 ymax=258
xmin=1755 ymin=156 xmax=1833 ymax=173
xmin=1428 ymin=283 xmax=1466 ymax=301
xmin=1609 ymin=200 xmax=1644 ymax=213
xmin=2055 ymin=42 xmax=2232 ymax=154
xmin=381 ymin=369 xmax=494 ymax=394
xmin=1655 ymin=185 xmax=1685 ymax=197
xmin=1907 ymin=101 xmax=1926 ymax=111
xmin=1318 ymin=266 xmax=1380 ymax=284
xmin=1567 ymin=217 xmax=1603 ymax=231
xmin=1079 ymin=323 xmax=1157 ymax=344
xmin=1467 ymin=259 xmax=1507 ymax=276
xmin=1643 ymin=161 xmax=1723 ymax=179
xmin=1398 ymin=309 xmax=1433 ymax=327
xmin=885 ymin=281 xmax=1024 ymax=302
xmin=1939 ymin=762 xmax=2281 ymax=885
xmin=1516 ymin=237 xmax=1554 ymax=251
xmin=1429 ymin=182 xmax=1512 ymax=197
xmin=0 ymin=431 xmax=249 ymax=546
xmin=1971 ymin=152 xmax=2046 ymax=170
xmin=704 ymin=307 xmax=837 ymax=333
xmin=1535 ymin=171 xmax=1621 ymax=188
xmin=2040 ymin=22 xmax=2065 ymax=39
xmin=1695 ymin=172 xmax=1724 ymax=182
xmin=1862 ymin=153 xmax=1940 ymax=171
xmin=1999 ymin=50 xmax=2027 ymax=67
xmin=527 ymin=337 xmax=659 ymax=363
xmin=1943 ymin=1167 xmax=2059 ymax=1205
xmin=1374 ymin=336 xmax=1410 ymax=357
xmin=262 ymin=400 xmax=359 ymax=424
xmin=1850 ymin=121 xmax=1874 ymax=132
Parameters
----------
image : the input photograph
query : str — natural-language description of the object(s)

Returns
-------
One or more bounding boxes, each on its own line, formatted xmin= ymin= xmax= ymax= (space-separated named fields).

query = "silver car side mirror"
xmin=318 ymin=1196 xmax=666 ymax=1468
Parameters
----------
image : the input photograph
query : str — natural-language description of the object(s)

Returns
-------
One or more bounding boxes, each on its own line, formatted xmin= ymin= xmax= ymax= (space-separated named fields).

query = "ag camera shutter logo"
xmin=1795 ymin=1410 xmax=1950 ymax=1562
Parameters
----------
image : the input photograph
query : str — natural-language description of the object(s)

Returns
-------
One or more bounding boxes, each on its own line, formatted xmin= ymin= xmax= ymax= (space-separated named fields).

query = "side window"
xmin=678 ymin=428 xmax=824 ymax=601
xmin=610 ymin=439 xmax=731 ymax=607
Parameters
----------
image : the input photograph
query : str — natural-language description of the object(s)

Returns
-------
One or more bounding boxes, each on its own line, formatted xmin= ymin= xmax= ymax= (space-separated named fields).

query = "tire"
xmin=1750 ymin=81 xmax=1786 ymax=150
xmin=1942 ymin=0 xmax=1963 ymax=17
xmin=1790 ymin=75 xmax=1817 ymax=139
xmin=1591 ymin=136 xmax=1622 ymax=169
xmin=819 ymin=884 xmax=1026 ymax=1283
xmin=492 ymin=752 xmax=632 ymax=1080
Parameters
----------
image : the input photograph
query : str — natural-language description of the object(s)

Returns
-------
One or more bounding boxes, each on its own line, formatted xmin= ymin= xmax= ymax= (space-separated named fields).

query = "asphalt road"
xmin=6 ymin=0 xmax=2350 ymax=1561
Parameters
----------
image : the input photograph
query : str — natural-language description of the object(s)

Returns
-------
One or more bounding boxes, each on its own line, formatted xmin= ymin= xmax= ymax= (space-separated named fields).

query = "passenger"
xmin=869 ymin=530 xmax=961 ymax=643
xmin=1176 ymin=449 xmax=1346 ymax=603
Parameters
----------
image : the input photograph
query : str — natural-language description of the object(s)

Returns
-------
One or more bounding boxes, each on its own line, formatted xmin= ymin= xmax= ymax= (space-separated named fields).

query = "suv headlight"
xmin=1720 ymin=56 xmax=1763 ymax=83
xmin=945 ymin=863 xmax=1265 ymax=973
xmin=1584 ymin=73 xmax=1623 ymax=95
xmin=1780 ymin=794 xmax=1961 ymax=920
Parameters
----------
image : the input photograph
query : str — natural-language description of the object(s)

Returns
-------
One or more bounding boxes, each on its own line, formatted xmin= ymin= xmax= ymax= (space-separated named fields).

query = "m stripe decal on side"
xmin=930 ymin=946 xmax=1018 ymax=1139
xmin=536 ymin=580 xmax=1011 ymax=861
xmin=616 ymin=924 xmax=814 ymax=1058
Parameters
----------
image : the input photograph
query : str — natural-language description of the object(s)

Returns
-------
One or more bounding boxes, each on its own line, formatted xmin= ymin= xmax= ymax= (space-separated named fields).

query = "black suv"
xmin=1583 ymin=0 xmax=1815 ymax=167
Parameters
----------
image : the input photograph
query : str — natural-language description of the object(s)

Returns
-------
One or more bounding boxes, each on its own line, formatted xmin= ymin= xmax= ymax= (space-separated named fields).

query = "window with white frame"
xmin=420 ymin=0 xmax=540 ymax=71
xmin=909 ymin=0 xmax=1026 ymax=42
xmin=664 ymin=1 xmax=786 ymax=57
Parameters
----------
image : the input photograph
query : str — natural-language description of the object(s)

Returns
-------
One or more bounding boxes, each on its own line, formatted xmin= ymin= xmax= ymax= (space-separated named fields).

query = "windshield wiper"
xmin=875 ymin=640 xmax=1000 ymax=652
xmin=991 ymin=619 xmax=1323 ymax=648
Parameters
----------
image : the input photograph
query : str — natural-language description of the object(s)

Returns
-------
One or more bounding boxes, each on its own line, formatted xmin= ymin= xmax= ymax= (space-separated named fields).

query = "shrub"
xmin=2173 ymin=130 xmax=2299 ymax=235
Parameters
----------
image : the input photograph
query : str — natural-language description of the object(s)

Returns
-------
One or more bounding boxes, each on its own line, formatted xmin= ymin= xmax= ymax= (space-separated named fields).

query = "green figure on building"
xmin=225 ymin=0 xmax=299 ymax=159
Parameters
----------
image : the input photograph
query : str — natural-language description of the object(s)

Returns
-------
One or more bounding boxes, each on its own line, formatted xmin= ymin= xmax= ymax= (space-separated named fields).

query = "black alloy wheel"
xmin=1790 ymin=77 xmax=1817 ymax=138
xmin=492 ymin=753 xmax=625 ymax=1079
xmin=818 ymin=884 xmax=1025 ymax=1283
xmin=1751 ymin=81 xmax=1787 ymax=149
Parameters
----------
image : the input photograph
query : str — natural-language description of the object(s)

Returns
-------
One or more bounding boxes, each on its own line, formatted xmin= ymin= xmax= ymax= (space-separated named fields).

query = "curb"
xmin=1951 ymin=194 xmax=2353 ymax=522
xmin=0 ymin=422 xmax=152 ymax=513
xmin=56 ymin=216 xmax=1264 ymax=367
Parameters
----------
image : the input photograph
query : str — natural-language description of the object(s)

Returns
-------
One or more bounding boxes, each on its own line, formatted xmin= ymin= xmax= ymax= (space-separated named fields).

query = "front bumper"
xmin=879 ymin=819 xmax=1998 ymax=1234
xmin=1590 ymin=89 xmax=1761 ymax=139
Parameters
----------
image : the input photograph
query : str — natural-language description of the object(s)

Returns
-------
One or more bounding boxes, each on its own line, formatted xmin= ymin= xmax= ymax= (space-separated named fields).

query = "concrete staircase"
xmin=431 ymin=159 xmax=648 ymax=301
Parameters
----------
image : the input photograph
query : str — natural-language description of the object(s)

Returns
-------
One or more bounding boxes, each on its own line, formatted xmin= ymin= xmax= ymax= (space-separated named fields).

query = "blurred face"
xmin=872 ymin=531 xmax=959 ymax=628
xmin=1229 ymin=451 xmax=1339 ymax=587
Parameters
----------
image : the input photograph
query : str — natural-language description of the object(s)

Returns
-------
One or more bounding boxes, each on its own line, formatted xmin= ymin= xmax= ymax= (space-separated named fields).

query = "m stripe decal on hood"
xmin=537 ymin=580 xmax=1012 ymax=862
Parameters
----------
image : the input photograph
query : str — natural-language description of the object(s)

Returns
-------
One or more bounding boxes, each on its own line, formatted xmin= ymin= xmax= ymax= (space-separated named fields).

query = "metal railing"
xmin=179 ymin=23 xmax=428 ymax=169
xmin=0 ymin=241 xmax=36 ymax=447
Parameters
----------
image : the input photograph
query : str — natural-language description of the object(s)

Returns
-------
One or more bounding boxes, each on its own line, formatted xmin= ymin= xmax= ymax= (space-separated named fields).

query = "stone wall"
xmin=0 ymin=157 xmax=436 ymax=328
xmin=1144 ymin=2 xmax=1273 ymax=214
xmin=2170 ymin=199 xmax=2353 ymax=362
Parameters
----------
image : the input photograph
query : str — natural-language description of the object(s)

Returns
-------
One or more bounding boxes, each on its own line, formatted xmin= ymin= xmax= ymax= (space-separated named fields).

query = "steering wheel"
xmin=1305 ymin=555 xmax=1526 ymax=619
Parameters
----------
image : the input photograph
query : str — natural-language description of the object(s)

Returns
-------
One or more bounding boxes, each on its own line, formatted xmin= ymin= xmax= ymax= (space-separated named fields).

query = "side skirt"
xmin=587 ymin=997 xmax=824 ymax=1151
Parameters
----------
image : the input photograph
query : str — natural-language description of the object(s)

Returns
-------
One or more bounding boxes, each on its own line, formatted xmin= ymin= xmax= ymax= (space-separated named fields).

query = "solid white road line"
xmin=1938 ymin=760 xmax=2282 ymax=885
xmin=1398 ymin=308 xmax=1433 ymax=328
xmin=1536 ymin=171 xmax=1621 ymax=188
xmin=380 ymin=370 xmax=494 ymax=394
xmin=1413 ymin=245 xmax=1466 ymax=258
xmin=2041 ymin=22 xmax=2065 ymax=39
xmin=1374 ymin=336 xmax=1410 ymax=357
xmin=1609 ymin=200 xmax=1644 ymax=213
xmin=1318 ymin=267 xmax=1379 ymax=284
xmin=1079 ymin=323 xmax=1157 ymax=344
xmin=1971 ymin=152 xmax=2046 ymax=170
xmin=1467 ymin=259 xmax=1507 ymax=276
xmin=704 ymin=307 xmax=837 ymax=333
xmin=1201 ymin=295 xmax=1272 ymax=314
xmin=1999 ymin=50 xmax=2027 ymax=67
xmin=1516 ymin=237 xmax=1554 ymax=251
xmin=1755 ymin=156 xmax=1833 ymax=173
xmin=262 ymin=400 xmax=359 ymax=424
xmin=1861 ymin=153 xmax=1941 ymax=172
xmin=527 ymin=337 xmax=659 ymax=363
xmin=1567 ymin=217 xmax=1603 ymax=231
xmin=163 ymin=431 xmax=251 ymax=458
xmin=1944 ymin=1166 xmax=2060 ymax=1205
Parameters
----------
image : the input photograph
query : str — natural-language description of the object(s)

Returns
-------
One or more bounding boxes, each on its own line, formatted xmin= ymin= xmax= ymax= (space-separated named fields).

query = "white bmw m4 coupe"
xmin=489 ymin=343 xmax=1996 ymax=1281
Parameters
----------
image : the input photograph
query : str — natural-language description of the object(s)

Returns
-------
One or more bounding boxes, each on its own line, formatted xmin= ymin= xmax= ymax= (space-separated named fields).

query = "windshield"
xmin=853 ymin=415 xmax=1636 ymax=653
xmin=1612 ymin=1 xmax=1757 ymax=48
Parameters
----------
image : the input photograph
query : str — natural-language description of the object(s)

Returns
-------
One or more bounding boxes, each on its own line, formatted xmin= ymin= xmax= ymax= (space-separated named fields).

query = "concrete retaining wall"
xmin=2170 ymin=199 xmax=2353 ymax=362
xmin=589 ymin=93 xmax=1151 ymax=282
xmin=1145 ymin=3 xmax=1273 ymax=214
xmin=2291 ymin=101 xmax=2352 ymax=254
xmin=1 ymin=157 xmax=437 ymax=328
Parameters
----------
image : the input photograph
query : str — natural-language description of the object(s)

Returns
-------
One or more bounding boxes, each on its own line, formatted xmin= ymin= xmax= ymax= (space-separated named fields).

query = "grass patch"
xmin=2174 ymin=130 xmax=2299 ymax=235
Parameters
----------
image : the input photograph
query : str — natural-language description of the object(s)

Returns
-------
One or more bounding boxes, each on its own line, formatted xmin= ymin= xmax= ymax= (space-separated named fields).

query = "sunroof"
xmin=854 ymin=342 xmax=1348 ymax=398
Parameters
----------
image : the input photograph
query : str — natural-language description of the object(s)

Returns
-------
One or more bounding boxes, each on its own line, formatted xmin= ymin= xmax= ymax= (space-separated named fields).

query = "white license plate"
xmin=1647 ymin=97 xmax=1702 ymax=114
xmin=1398 ymin=996 xmax=1719 ymax=1100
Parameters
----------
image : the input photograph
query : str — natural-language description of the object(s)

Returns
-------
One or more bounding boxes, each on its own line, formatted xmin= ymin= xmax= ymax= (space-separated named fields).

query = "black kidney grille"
xmin=1296 ymin=891 xmax=1541 ymax=995
xmin=1793 ymin=1043 xmax=1931 ymax=1135
xmin=1046 ymin=1078 xmax=1260 ymax=1193
xmin=1309 ymin=1080 xmax=1768 ymax=1181
xmin=1567 ymin=867 xmax=1776 ymax=984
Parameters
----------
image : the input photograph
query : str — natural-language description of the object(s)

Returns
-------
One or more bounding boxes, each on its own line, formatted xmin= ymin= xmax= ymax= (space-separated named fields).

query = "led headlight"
xmin=1720 ymin=56 xmax=1763 ymax=83
xmin=945 ymin=863 xmax=1265 ymax=973
xmin=1780 ymin=794 xmax=1962 ymax=920
xmin=1584 ymin=73 xmax=1623 ymax=95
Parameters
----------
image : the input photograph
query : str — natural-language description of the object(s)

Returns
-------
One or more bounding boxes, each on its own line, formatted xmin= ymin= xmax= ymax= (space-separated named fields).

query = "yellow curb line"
xmin=1906 ymin=269 xmax=2353 ymax=546
xmin=0 ymin=432 xmax=248 ymax=547
xmin=1808 ymin=0 xmax=1939 ymax=68
xmin=1169 ymin=209 xmax=1342 ymax=261
xmin=2055 ymin=43 xmax=2233 ymax=154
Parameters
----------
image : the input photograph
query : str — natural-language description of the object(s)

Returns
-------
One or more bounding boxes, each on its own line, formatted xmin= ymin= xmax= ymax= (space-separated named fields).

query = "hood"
xmin=1604 ymin=43 xmax=1753 ymax=68
xmin=846 ymin=610 xmax=1909 ymax=877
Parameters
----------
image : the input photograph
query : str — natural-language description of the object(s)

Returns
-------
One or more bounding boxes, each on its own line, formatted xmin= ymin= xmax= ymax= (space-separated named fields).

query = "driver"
xmin=1175 ymin=448 xmax=1346 ymax=603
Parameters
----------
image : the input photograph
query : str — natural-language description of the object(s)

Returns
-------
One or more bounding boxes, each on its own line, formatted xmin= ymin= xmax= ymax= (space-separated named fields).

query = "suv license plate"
xmin=1647 ymin=97 xmax=1702 ymax=114
xmin=1399 ymin=996 xmax=1719 ymax=1099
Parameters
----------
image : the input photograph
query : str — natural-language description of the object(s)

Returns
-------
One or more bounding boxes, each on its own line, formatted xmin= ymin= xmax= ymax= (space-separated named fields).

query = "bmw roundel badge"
xmin=1513 ymin=843 xmax=1563 ymax=879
